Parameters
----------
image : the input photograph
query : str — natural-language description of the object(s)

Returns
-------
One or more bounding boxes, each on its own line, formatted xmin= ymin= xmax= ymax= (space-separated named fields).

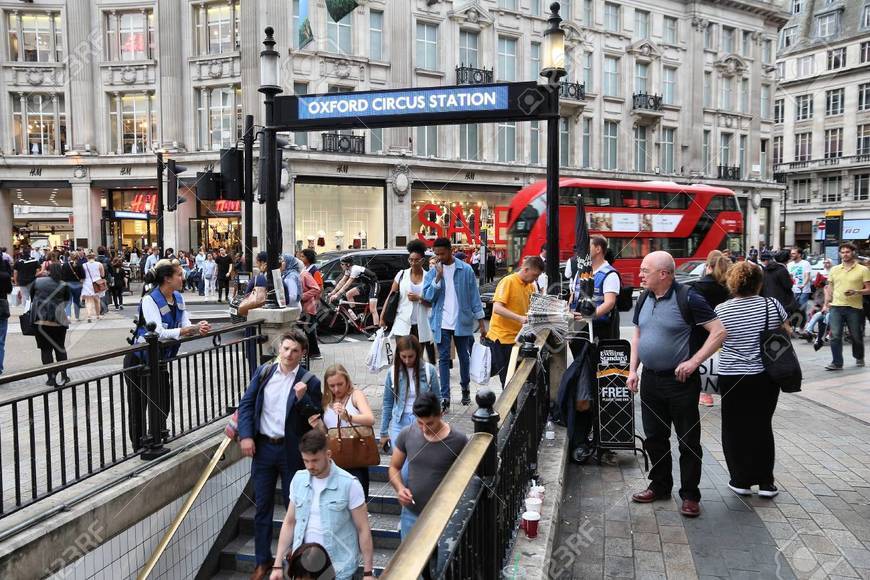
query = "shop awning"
xmin=843 ymin=219 xmax=870 ymax=240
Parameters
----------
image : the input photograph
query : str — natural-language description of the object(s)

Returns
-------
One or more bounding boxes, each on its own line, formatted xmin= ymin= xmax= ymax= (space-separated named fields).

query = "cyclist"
xmin=328 ymin=256 xmax=381 ymax=328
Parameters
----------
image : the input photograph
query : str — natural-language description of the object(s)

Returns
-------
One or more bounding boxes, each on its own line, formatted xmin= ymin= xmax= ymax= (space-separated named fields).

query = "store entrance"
xmin=102 ymin=214 xmax=155 ymax=253
xmin=188 ymin=217 xmax=242 ymax=254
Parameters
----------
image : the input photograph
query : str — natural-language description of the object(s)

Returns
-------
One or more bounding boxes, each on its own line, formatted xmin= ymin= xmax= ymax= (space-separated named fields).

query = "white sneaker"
xmin=758 ymin=485 xmax=779 ymax=498
xmin=728 ymin=483 xmax=753 ymax=496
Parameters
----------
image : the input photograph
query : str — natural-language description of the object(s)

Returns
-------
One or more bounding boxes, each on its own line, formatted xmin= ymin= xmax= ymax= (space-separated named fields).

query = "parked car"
xmin=674 ymin=260 xmax=706 ymax=284
xmin=316 ymin=248 xmax=422 ymax=307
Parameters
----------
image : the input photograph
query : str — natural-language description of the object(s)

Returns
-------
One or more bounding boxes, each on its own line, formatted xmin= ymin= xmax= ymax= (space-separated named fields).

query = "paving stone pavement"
xmin=554 ymin=331 xmax=870 ymax=580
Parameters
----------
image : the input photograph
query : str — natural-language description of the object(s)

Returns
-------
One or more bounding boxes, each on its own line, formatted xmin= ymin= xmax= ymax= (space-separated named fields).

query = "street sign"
xmin=273 ymin=82 xmax=556 ymax=131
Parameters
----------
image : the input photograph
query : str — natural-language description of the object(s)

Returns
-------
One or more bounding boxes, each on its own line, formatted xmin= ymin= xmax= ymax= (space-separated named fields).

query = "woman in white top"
xmin=80 ymin=250 xmax=105 ymax=323
xmin=309 ymin=364 xmax=375 ymax=498
xmin=714 ymin=261 xmax=788 ymax=499
xmin=380 ymin=239 xmax=435 ymax=363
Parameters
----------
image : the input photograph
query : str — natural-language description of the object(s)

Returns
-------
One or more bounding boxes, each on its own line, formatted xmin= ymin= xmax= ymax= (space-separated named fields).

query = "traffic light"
xmin=220 ymin=149 xmax=244 ymax=200
xmin=167 ymin=159 xmax=188 ymax=211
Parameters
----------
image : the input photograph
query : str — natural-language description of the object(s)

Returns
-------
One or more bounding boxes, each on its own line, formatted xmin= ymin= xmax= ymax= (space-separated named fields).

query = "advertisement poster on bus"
xmin=587 ymin=212 xmax=682 ymax=233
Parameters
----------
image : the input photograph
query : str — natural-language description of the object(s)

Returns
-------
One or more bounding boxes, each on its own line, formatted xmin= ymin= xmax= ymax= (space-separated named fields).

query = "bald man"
xmin=628 ymin=251 xmax=726 ymax=518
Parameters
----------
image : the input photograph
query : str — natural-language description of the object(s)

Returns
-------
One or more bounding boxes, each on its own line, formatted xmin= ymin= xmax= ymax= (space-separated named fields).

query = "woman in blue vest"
xmin=124 ymin=259 xmax=210 ymax=450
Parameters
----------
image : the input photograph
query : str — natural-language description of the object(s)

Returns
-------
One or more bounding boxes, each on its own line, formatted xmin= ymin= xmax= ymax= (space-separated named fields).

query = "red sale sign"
xmin=416 ymin=204 xmax=511 ymax=245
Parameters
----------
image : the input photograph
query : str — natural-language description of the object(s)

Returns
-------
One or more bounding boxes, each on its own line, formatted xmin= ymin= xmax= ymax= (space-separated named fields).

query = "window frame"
xmin=794 ymin=132 xmax=812 ymax=162
xmin=370 ymin=10 xmax=384 ymax=61
xmin=660 ymin=127 xmax=675 ymax=174
xmin=603 ymin=55 xmax=621 ymax=97
xmin=663 ymin=16 xmax=678 ymax=45
xmin=327 ymin=9 xmax=353 ymax=55
xmin=795 ymin=94 xmax=814 ymax=121
xmin=497 ymin=35 xmax=518 ymax=82
xmin=815 ymin=12 xmax=839 ymax=39
xmin=11 ymin=93 xmax=67 ymax=155
xmin=604 ymin=3 xmax=621 ymax=33
xmin=824 ymin=127 xmax=843 ymax=159
xmin=825 ymin=88 xmax=844 ymax=117
xmin=603 ymin=120 xmax=619 ymax=170
xmin=827 ymin=47 xmax=846 ymax=70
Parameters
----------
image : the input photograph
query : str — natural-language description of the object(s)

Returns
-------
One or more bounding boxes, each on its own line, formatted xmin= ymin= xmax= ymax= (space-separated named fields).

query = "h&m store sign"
xmin=416 ymin=203 xmax=512 ymax=246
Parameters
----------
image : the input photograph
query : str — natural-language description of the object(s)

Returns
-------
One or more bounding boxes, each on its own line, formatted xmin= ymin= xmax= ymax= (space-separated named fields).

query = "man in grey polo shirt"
xmin=627 ymin=251 xmax=726 ymax=518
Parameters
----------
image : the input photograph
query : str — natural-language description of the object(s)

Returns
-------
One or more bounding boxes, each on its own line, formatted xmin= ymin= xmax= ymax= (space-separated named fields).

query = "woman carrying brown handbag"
xmin=308 ymin=364 xmax=375 ymax=499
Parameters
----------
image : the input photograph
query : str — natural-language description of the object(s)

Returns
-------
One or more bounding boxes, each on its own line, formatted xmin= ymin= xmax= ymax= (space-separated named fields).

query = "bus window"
xmin=723 ymin=196 xmax=738 ymax=211
xmin=649 ymin=238 xmax=689 ymax=258
xmin=610 ymin=238 xmax=644 ymax=258
xmin=621 ymin=190 xmax=640 ymax=208
xmin=707 ymin=195 xmax=737 ymax=212
xmin=662 ymin=192 xmax=688 ymax=209
xmin=588 ymin=189 xmax=615 ymax=207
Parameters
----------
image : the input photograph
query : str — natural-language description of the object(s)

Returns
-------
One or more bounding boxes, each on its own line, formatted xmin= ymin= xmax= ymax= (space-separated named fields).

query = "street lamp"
xmin=541 ymin=2 xmax=566 ymax=294
xmin=259 ymin=27 xmax=283 ymax=308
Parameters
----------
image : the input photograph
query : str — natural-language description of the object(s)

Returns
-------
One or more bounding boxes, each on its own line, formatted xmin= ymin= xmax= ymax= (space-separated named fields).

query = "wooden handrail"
xmin=494 ymin=330 xmax=550 ymax=429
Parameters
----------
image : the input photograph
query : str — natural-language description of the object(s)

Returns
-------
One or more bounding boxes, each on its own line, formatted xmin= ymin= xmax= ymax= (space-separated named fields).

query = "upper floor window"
xmin=327 ymin=10 xmax=353 ymax=54
xmin=863 ymin=4 xmax=870 ymax=28
xmin=498 ymin=0 xmax=518 ymax=10
xmin=826 ymin=88 xmax=844 ymax=116
xmin=763 ymin=40 xmax=773 ymax=64
xmin=855 ymin=175 xmax=870 ymax=201
xmin=774 ymin=98 xmax=784 ymax=123
xmin=795 ymin=94 xmax=813 ymax=120
xmin=459 ymin=30 xmax=479 ymax=68
xmin=825 ymin=128 xmax=843 ymax=159
xmin=703 ymin=71 xmax=713 ymax=108
xmin=497 ymin=36 xmax=517 ymax=82
xmin=822 ymin=176 xmax=842 ymax=203
xmin=106 ymin=11 xmax=155 ymax=62
xmin=859 ymin=83 xmax=870 ymax=111
xmin=634 ymin=10 xmax=650 ymax=40
xmin=792 ymin=179 xmax=810 ymax=204
xmin=798 ymin=56 xmax=814 ymax=77
xmin=663 ymin=16 xmax=677 ymax=44
xmin=857 ymin=125 xmax=870 ymax=155
xmin=603 ymin=56 xmax=620 ymax=97
xmin=792 ymin=0 xmax=802 ymax=14
xmin=862 ymin=41 xmax=870 ymax=64
xmin=634 ymin=62 xmax=649 ymax=94
xmin=722 ymin=27 xmax=734 ymax=53
xmin=719 ymin=76 xmax=733 ymax=111
xmin=742 ymin=31 xmax=752 ymax=58
xmin=794 ymin=132 xmax=811 ymax=161
xmin=7 ymin=12 xmax=62 ymax=62
xmin=11 ymin=93 xmax=66 ymax=155
xmin=773 ymin=136 xmax=783 ymax=166
xmin=662 ymin=66 xmax=677 ymax=105
xmin=194 ymin=1 xmax=239 ymax=56
xmin=531 ymin=0 xmax=541 ymax=17
xmin=776 ymin=61 xmax=785 ymax=80
xmin=109 ymin=92 xmax=157 ymax=154
xmin=780 ymin=27 xmax=796 ymax=49
xmin=584 ymin=0 xmax=594 ymax=26
xmin=815 ymin=12 xmax=839 ymax=39
xmin=827 ymin=48 xmax=846 ymax=70
xmin=761 ymin=85 xmax=771 ymax=118
xmin=498 ymin=121 xmax=517 ymax=162
xmin=603 ymin=120 xmax=619 ymax=170
xmin=370 ymin=10 xmax=383 ymax=61
xmin=415 ymin=22 xmax=438 ymax=70
xmin=604 ymin=3 xmax=620 ymax=33
xmin=196 ymin=85 xmax=242 ymax=151
xmin=583 ymin=51 xmax=593 ymax=92
xmin=705 ymin=24 xmax=716 ymax=50
xmin=530 ymin=42 xmax=541 ymax=80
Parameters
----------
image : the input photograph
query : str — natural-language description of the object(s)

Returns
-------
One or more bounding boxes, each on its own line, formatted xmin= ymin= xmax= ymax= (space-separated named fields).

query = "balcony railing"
xmin=321 ymin=133 xmax=365 ymax=155
xmin=774 ymin=153 xmax=870 ymax=172
xmin=456 ymin=64 xmax=494 ymax=85
xmin=560 ymin=80 xmax=586 ymax=101
xmin=632 ymin=92 xmax=664 ymax=111
xmin=718 ymin=165 xmax=742 ymax=180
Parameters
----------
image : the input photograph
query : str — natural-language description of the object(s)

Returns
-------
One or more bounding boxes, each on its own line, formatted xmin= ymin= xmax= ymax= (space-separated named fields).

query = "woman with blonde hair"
xmin=81 ymin=250 xmax=106 ymax=323
xmin=689 ymin=250 xmax=732 ymax=407
xmin=308 ymin=364 xmax=374 ymax=498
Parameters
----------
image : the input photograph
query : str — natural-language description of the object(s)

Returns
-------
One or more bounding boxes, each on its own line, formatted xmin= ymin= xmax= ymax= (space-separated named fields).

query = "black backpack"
xmin=603 ymin=269 xmax=635 ymax=312
xmin=635 ymin=282 xmax=709 ymax=356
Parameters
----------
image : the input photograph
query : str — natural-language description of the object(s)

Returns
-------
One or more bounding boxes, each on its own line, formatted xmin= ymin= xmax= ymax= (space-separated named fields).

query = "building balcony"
xmin=456 ymin=65 xmax=494 ymax=85
xmin=717 ymin=165 xmax=742 ymax=180
xmin=560 ymin=81 xmax=585 ymax=101
xmin=631 ymin=92 xmax=665 ymax=124
xmin=321 ymin=133 xmax=365 ymax=155
xmin=774 ymin=153 xmax=870 ymax=173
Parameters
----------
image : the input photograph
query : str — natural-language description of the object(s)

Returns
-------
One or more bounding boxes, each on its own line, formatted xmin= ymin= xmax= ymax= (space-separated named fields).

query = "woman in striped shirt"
xmin=714 ymin=261 xmax=788 ymax=499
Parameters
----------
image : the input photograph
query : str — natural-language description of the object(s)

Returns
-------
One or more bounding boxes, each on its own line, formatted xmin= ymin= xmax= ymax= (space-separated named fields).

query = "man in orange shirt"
xmin=487 ymin=256 xmax=545 ymax=386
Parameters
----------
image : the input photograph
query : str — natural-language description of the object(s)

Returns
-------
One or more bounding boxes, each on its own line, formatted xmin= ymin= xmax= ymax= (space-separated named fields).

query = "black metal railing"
xmin=775 ymin=153 xmax=870 ymax=172
xmin=560 ymin=80 xmax=586 ymax=101
xmin=321 ymin=133 xmax=365 ymax=154
xmin=632 ymin=92 xmax=664 ymax=111
xmin=456 ymin=64 xmax=494 ymax=85
xmin=773 ymin=172 xmax=787 ymax=184
xmin=0 ymin=320 xmax=263 ymax=518
xmin=384 ymin=332 xmax=551 ymax=579
xmin=718 ymin=165 xmax=742 ymax=180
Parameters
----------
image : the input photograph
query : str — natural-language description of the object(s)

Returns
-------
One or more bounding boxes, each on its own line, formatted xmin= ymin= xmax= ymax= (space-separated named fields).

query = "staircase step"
xmin=219 ymin=535 xmax=395 ymax=575
xmin=272 ymin=481 xmax=401 ymax=515
xmin=238 ymin=505 xmax=402 ymax=550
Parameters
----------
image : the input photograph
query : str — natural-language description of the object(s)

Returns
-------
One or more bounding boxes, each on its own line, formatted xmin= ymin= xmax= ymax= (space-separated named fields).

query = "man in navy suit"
xmin=237 ymin=329 xmax=322 ymax=580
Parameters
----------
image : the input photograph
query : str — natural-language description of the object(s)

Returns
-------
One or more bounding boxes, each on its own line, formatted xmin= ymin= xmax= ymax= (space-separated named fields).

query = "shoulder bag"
xmin=381 ymin=270 xmax=405 ymax=332
xmin=327 ymin=393 xmax=380 ymax=470
xmin=759 ymin=298 xmax=802 ymax=393
xmin=19 ymin=298 xmax=35 ymax=336
xmin=87 ymin=263 xmax=108 ymax=293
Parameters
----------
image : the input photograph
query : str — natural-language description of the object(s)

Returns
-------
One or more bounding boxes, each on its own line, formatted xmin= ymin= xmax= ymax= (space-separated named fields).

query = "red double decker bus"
xmin=505 ymin=178 xmax=743 ymax=287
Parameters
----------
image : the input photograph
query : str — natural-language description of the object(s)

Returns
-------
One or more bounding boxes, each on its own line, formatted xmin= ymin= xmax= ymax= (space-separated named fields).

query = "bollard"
xmin=141 ymin=323 xmax=170 ymax=460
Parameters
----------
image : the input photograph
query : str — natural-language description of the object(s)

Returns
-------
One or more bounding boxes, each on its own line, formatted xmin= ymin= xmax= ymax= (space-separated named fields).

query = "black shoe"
xmin=45 ymin=375 xmax=57 ymax=387
xmin=571 ymin=445 xmax=594 ymax=464
xmin=59 ymin=373 xmax=70 ymax=386
xmin=441 ymin=399 xmax=450 ymax=414
xmin=758 ymin=485 xmax=779 ymax=498
xmin=461 ymin=390 xmax=471 ymax=406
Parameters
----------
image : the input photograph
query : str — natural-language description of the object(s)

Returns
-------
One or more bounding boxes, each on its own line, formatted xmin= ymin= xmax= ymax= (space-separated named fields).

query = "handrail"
xmin=138 ymin=435 xmax=234 ymax=580
xmin=381 ymin=433 xmax=493 ymax=579
xmin=494 ymin=331 xmax=549 ymax=429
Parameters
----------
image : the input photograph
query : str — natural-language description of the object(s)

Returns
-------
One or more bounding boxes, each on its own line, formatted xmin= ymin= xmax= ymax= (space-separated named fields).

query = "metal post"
xmin=472 ymin=389 xmax=500 ymax=579
xmin=780 ymin=186 xmax=788 ymax=248
xmin=243 ymin=114 xmax=254 ymax=274
xmin=156 ymin=153 xmax=165 ymax=257
xmin=545 ymin=85 xmax=561 ymax=295
xmin=259 ymin=28 xmax=283 ymax=309
xmin=141 ymin=323 xmax=169 ymax=459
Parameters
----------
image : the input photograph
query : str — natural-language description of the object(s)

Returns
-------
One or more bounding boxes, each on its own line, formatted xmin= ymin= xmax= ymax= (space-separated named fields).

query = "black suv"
xmin=316 ymin=249 xmax=417 ymax=306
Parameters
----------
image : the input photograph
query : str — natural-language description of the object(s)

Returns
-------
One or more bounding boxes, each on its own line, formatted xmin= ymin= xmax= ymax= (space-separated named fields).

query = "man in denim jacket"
xmin=423 ymin=237 xmax=486 ymax=411
xmin=270 ymin=430 xmax=374 ymax=580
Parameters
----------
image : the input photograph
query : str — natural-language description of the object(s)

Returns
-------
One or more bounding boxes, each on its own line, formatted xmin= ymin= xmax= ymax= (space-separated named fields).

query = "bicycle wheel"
xmin=317 ymin=307 xmax=348 ymax=344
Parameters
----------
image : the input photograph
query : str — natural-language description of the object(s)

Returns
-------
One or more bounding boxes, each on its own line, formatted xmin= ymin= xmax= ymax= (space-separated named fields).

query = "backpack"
xmin=635 ymin=282 xmax=709 ymax=356
xmin=603 ymin=269 xmax=635 ymax=312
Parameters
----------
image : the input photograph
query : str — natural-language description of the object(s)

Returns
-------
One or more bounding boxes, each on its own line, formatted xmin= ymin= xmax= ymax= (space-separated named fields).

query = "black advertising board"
xmin=273 ymin=82 xmax=557 ymax=131
xmin=596 ymin=340 xmax=635 ymax=449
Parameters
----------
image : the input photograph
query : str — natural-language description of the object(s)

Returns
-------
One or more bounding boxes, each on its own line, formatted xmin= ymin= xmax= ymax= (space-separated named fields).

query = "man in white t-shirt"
xmin=271 ymin=430 xmax=374 ymax=580
xmin=787 ymin=248 xmax=812 ymax=309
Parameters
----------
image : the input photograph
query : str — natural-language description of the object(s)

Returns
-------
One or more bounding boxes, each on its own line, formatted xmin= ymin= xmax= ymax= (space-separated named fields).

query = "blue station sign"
xmin=273 ymin=81 xmax=555 ymax=131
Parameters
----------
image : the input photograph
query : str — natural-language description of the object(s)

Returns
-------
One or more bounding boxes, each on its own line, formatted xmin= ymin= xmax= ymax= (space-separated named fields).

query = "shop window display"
xmin=295 ymin=182 xmax=385 ymax=250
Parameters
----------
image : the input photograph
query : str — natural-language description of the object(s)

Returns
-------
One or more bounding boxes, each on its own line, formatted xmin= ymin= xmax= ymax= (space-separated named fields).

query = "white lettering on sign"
xmin=600 ymin=386 xmax=631 ymax=400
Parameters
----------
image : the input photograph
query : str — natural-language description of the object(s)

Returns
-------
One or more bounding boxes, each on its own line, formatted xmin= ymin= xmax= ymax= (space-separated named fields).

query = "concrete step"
xmin=218 ymin=535 xmax=395 ymax=576
xmin=238 ymin=505 xmax=402 ymax=550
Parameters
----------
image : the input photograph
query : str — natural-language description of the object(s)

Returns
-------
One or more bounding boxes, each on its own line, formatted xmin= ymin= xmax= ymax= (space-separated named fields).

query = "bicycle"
xmin=314 ymin=297 xmax=379 ymax=344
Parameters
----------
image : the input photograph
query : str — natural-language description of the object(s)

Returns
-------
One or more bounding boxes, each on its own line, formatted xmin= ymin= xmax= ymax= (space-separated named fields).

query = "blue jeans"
xmin=437 ymin=330 xmax=472 ymax=400
xmin=400 ymin=507 xmax=419 ymax=539
xmin=251 ymin=439 xmax=293 ymax=566
xmin=795 ymin=291 xmax=811 ymax=309
xmin=390 ymin=413 xmax=415 ymax=482
xmin=0 ymin=318 xmax=7 ymax=373
xmin=400 ymin=507 xmax=447 ymax=575
xmin=65 ymin=282 xmax=83 ymax=319
xmin=829 ymin=306 xmax=865 ymax=367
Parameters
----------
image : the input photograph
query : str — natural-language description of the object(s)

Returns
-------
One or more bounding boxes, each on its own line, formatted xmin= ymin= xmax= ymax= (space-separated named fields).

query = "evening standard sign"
xmin=273 ymin=82 xmax=554 ymax=131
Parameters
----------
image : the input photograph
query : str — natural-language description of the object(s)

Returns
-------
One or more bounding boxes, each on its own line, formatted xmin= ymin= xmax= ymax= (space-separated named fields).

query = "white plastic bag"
xmin=470 ymin=341 xmax=491 ymax=386
xmin=366 ymin=329 xmax=392 ymax=373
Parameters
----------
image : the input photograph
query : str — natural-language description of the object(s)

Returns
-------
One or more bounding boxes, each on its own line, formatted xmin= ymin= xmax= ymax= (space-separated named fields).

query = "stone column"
xmin=0 ymin=189 xmax=13 ymax=248
xmin=387 ymin=2 xmax=413 ymax=151
xmin=240 ymin=3 xmax=261 ymax=122
xmin=688 ymin=17 xmax=708 ymax=174
xmin=158 ymin=0 xmax=185 ymax=150
xmin=71 ymin=181 xmax=101 ymax=249
xmin=65 ymin=0 xmax=96 ymax=151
